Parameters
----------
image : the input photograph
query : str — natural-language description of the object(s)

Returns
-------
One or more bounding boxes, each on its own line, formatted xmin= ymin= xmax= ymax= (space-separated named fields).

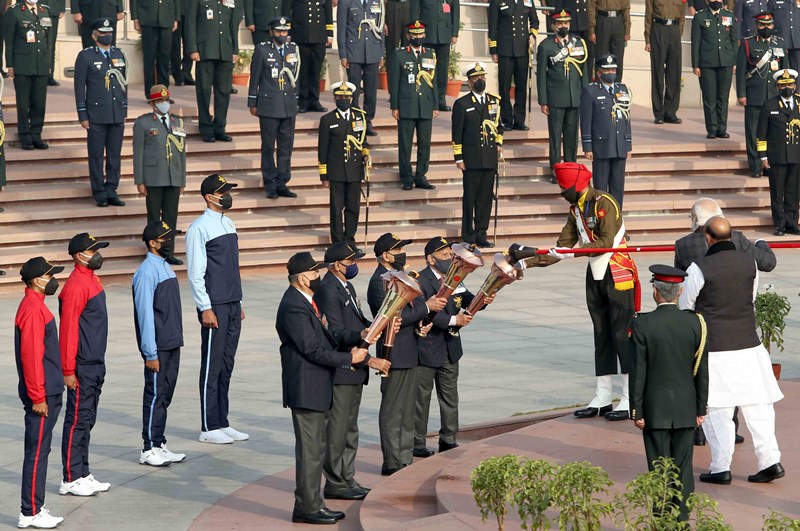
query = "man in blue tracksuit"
xmin=186 ymin=174 xmax=247 ymax=444
xmin=133 ymin=220 xmax=186 ymax=467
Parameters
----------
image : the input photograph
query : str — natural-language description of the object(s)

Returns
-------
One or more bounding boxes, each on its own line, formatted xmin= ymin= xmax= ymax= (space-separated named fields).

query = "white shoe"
xmin=58 ymin=478 xmax=98 ymax=496
xmin=199 ymin=429 xmax=235 ymax=444
xmin=221 ymin=426 xmax=250 ymax=441
xmin=18 ymin=506 xmax=63 ymax=529
xmin=139 ymin=448 xmax=172 ymax=466
xmin=160 ymin=444 xmax=186 ymax=463
xmin=84 ymin=474 xmax=110 ymax=492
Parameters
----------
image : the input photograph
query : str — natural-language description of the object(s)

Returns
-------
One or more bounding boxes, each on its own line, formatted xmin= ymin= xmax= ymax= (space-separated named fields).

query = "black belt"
xmin=598 ymin=9 xmax=621 ymax=17
xmin=386 ymin=0 xmax=409 ymax=3
xmin=654 ymin=17 xmax=680 ymax=25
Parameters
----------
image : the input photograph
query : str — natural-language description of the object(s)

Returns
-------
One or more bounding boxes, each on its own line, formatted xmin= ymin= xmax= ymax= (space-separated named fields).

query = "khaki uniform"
xmin=588 ymin=0 xmax=630 ymax=80
xmin=644 ymin=0 xmax=686 ymax=121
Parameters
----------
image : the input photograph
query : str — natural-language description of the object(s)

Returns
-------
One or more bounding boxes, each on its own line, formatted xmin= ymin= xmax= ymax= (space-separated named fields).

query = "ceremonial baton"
xmin=526 ymin=43 xmax=534 ymax=127
xmin=530 ymin=242 xmax=800 ymax=255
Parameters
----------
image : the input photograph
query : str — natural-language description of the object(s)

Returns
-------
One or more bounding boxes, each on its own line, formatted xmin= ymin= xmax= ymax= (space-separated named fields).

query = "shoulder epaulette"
xmin=353 ymin=107 xmax=367 ymax=115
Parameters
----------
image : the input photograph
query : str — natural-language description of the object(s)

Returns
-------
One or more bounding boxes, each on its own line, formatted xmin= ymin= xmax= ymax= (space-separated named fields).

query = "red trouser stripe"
xmin=31 ymin=415 xmax=45 ymax=514
xmin=65 ymin=381 xmax=81 ymax=482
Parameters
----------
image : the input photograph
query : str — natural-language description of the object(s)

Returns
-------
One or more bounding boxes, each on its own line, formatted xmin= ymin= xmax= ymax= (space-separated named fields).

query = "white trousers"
xmin=703 ymin=403 xmax=781 ymax=473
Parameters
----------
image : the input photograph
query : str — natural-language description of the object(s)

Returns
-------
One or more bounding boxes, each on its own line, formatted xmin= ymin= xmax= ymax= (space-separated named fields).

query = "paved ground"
xmin=1 ymin=249 xmax=799 ymax=529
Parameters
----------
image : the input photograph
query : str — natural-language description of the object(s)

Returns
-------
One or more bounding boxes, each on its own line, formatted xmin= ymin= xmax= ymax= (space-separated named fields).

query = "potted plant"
xmin=754 ymin=284 xmax=791 ymax=380
xmin=446 ymin=47 xmax=463 ymax=98
xmin=320 ymin=57 xmax=328 ymax=92
xmin=379 ymin=57 xmax=389 ymax=91
xmin=232 ymin=49 xmax=254 ymax=86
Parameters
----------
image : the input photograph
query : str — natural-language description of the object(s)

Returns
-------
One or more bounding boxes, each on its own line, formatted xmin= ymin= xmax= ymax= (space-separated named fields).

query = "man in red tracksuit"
xmin=58 ymin=233 xmax=111 ymax=497
xmin=15 ymin=257 xmax=66 ymax=530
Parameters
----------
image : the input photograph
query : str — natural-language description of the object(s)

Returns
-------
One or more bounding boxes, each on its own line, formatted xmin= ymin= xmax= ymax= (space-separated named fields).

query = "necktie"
xmin=311 ymin=300 xmax=321 ymax=319
xmin=279 ymin=47 xmax=285 ymax=59
xmin=480 ymin=96 xmax=484 ymax=106
xmin=345 ymin=285 xmax=362 ymax=314
xmin=608 ymin=85 xmax=614 ymax=96
xmin=161 ymin=116 xmax=169 ymax=131
xmin=103 ymin=50 xmax=109 ymax=60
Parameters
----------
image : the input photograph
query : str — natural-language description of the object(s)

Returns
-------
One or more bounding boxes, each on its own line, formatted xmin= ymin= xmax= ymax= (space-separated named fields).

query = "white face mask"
xmin=27 ymin=0 xmax=38 ymax=4
xmin=155 ymin=101 xmax=170 ymax=115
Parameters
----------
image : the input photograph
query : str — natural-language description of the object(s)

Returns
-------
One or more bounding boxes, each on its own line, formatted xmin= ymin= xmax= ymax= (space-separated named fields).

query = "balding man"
xmin=680 ymin=217 xmax=785 ymax=486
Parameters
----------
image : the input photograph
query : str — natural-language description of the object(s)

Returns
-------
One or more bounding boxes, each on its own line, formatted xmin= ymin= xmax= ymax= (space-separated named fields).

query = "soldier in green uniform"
xmin=537 ymin=10 xmax=588 ymax=178
xmin=692 ymin=0 xmax=738 ymax=139
xmin=390 ymin=21 xmax=438 ymax=191
xmin=133 ymin=85 xmax=187 ymax=265
xmin=46 ymin=0 xmax=63 ymax=86
xmin=131 ymin=0 xmax=179 ymax=99
xmin=186 ymin=0 xmax=242 ymax=142
xmin=737 ymin=12 xmax=787 ymax=177
xmin=2 ymin=0 xmax=53 ymax=150
xmin=630 ymin=264 xmax=709 ymax=521
xmin=410 ymin=0 xmax=459 ymax=111
xmin=72 ymin=0 xmax=124 ymax=49
xmin=244 ymin=0 xmax=281 ymax=44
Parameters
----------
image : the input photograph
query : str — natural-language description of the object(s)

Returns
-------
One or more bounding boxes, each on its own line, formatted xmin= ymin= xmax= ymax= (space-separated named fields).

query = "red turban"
xmin=554 ymin=162 xmax=592 ymax=190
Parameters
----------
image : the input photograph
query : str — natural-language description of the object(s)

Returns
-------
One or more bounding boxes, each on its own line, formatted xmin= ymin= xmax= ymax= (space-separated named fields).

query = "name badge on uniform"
xmin=771 ymin=59 xmax=780 ymax=71
xmin=771 ymin=110 xmax=780 ymax=114
xmin=329 ymin=123 xmax=339 ymax=128
xmin=466 ymin=107 xmax=475 ymax=112
xmin=207 ymin=8 xmax=214 ymax=19
xmin=500 ymin=3 xmax=509 ymax=9
xmin=93 ymin=61 xmax=103 ymax=69
xmin=26 ymin=30 xmax=36 ymax=43
xmin=148 ymin=128 xmax=161 ymax=136
xmin=722 ymin=16 xmax=732 ymax=26
xmin=422 ymin=57 xmax=435 ymax=69
xmin=40 ymin=17 xmax=52 ymax=27
xmin=285 ymin=53 xmax=297 ymax=63
xmin=112 ymin=58 xmax=125 ymax=67
xmin=442 ymin=1 xmax=450 ymax=13
xmin=408 ymin=73 xmax=415 ymax=83
xmin=272 ymin=67 xmax=279 ymax=78
xmin=774 ymin=48 xmax=785 ymax=57
xmin=370 ymin=2 xmax=381 ymax=13
xmin=222 ymin=0 xmax=235 ymax=7
xmin=488 ymin=103 xmax=497 ymax=115
xmin=352 ymin=120 xmax=365 ymax=131
xmin=596 ymin=95 xmax=607 ymax=100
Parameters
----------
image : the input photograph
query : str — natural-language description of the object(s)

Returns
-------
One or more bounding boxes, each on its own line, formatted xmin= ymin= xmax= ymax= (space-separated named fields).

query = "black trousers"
xmin=142 ymin=348 xmax=181 ymax=450
xmin=767 ymin=163 xmax=800 ymax=230
xmin=0 ymin=9 xmax=5 ymax=70
xmin=145 ymin=185 xmax=181 ymax=231
xmin=699 ymin=66 xmax=733 ymax=135
xmin=744 ymin=105 xmax=762 ymax=175
xmin=547 ymin=106 xmax=579 ymax=169
xmin=592 ymin=157 xmax=627 ymax=209
xmin=13 ymin=75 xmax=48 ymax=145
xmin=195 ymin=59 xmax=233 ymax=137
xmin=586 ymin=265 xmax=635 ymax=376
xmin=298 ymin=42 xmax=325 ymax=108
xmin=259 ymin=116 xmax=296 ymax=193
xmin=79 ymin=20 xmax=119 ymax=49
xmin=461 ymin=168 xmax=495 ymax=243
xmin=199 ymin=301 xmax=241 ymax=432
xmin=348 ymin=62 xmax=378 ymax=124
xmin=141 ymin=25 xmax=173 ymax=97
xmin=497 ymin=55 xmax=528 ymax=126
xmin=643 ymin=428 xmax=694 ymax=520
xmin=87 ymin=122 xmax=124 ymax=202
xmin=292 ymin=408 xmax=327 ymax=513
xmin=329 ymin=180 xmax=361 ymax=245
xmin=21 ymin=394 xmax=62 ymax=517
xmin=61 ymin=363 xmax=105 ymax=483
xmin=649 ymin=23 xmax=682 ymax=120
xmin=429 ymin=42 xmax=450 ymax=107
xmin=385 ymin=0 xmax=410 ymax=82
xmin=48 ymin=14 xmax=60 ymax=77
xmin=415 ymin=361 xmax=459 ymax=447
xmin=595 ymin=15 xmax=626 ymax=81
xmin=170 ymin=16 xmax=193 ymax=82
xmin=398 ymin=117 xmax=432 ymax=185
xmin=323 ymin=383 xmax=364 ymax=493
xmin=379 ymin=366 xmax=417 ymax=470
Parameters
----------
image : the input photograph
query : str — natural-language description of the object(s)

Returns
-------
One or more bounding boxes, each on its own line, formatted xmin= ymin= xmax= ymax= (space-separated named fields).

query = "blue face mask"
xmin=344 ymin=263 xmax=359 ymax=280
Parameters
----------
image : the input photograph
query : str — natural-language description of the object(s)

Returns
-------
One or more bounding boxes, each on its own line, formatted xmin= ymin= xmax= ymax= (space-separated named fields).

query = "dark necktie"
xmin=161 ymin=116 xmax=169 ymax=131
xmin=311 ymin=300 xmax=321 ymax=319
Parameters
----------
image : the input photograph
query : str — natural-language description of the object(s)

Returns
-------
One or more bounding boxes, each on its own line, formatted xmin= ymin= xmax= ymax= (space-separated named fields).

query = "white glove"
xmin=547 ymin=247 xmax=575 ymax=260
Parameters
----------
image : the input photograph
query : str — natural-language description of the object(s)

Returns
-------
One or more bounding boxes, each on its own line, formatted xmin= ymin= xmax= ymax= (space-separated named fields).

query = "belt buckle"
xmin=665 ymin=19 xmax=674 ymax=25
xmin=608 ymin=10 xmax=617 ymax=17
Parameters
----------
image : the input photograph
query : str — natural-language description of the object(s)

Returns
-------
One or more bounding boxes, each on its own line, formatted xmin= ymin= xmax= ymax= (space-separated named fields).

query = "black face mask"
xmin=273 ymin=35 xmax=287 ymax=45
xmin=708 ymin=1 xmax=722 ymax=9
xmin=409 ymin=36 xmax=425 ymax=47
xmin=434 ymin=257 xmax=452 ymax=274
xmin=757 ymin=27 xmax=774 ymax=39
xmin=390 ymin=252 xmax=407 ymax=270
xmin=561 ymin=185 xmax=580 ymax=204
xmin=210 ymin=193 xmax=233 ymax=210
xmin=157 ymin=240 xmax=173 ymax=258
xmin=599 ymin=72 xmax=616 ymax=84
xmin=39 ymin=277 xmax=59 ymax=296
xmin=81 ymin=252 xmax=104 ymax=270
xmin=96 ymin=34 xmax=113 ymax=46
xmin=556 ymin=27 xmax=569 ymax=38
xmin=335 ymin=99 xmax=351 ymax=112
xmin=308 ymin=277 xmax=321 ymax=293
xmin=473 ymin=79 xmax=486 ymax=93
xmin=780 ymin=87 xmax=795 ymax=98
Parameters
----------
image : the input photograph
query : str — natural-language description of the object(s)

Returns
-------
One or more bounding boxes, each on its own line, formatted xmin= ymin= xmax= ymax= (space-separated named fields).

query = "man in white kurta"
xmin=679 ymin=216 xmax=784 ymax=484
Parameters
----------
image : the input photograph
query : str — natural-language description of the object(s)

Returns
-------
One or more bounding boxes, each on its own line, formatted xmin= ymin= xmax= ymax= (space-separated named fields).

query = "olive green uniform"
xmin=588 ymin=0 xmax=630 ymax=80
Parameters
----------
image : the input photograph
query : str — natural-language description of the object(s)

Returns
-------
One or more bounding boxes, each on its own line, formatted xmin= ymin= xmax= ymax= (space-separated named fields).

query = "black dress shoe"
xmin=699 ymin=470 xmax=732 ymax=485
xmin=413 ymin=447 xmax=435 ymax=458
xmin=735 ymin=434 xmax=745 ymax=444
xmin=439 ymin=441 xmax=459 ymax=453
xmin=751 ymin=170 xmax=763 ymax=178
xmin=308 ymin=103 xmax=328 ymax=112
xmin=231 ymin=88 xmax=238 ymax=94
xmin=512 ymin=123 xmax=530 ymax=131
xmin=0 ymin=206 xmax=4 ymax=213
xmin=320 ymin=507 xmax=345 ymax=521
xmin=786 ymin=227 xmax=800 ymax=235
xmin=33 ymin=141 xmax=49 ymax=150
xmin=415 ymin=180 xmax=435 ymax=190
xmin=0 ymin=269 xmax=5 ymax=275
xmin=291 ymin=510 xmax=337 ymax=524
xmin=748 ymin=463 xmax=785 ymax=483
xmin=184 ymin=77 xmax=195 ymax=86
xmin=717 ymin=132 xmax=730 ymax=139
xmin=47 ymin=76 xmax=60 ymax=86
xmin=774 ymin=227 xmax=786 ymax=236
xmin=366 ymin=127 xmax=378 ymax=136
xmin=694 ymin=427 xmax=706 ymax=446
xmin=267 ymin=191 xmax=278 ymax=199
xmin=96 ymin=200 xmax=109 ymax=208
xmin=298 ymin=106 xmax=308 ymax=113
xmin=664 ymin=116 xmax=682 ymax=124
xmin=654 ymin=118 xmax=664 ymax=124
xmin=604 ymin=410 xmax=629 ymax=421
xmin=381 ymin=465 xmax=406 ymax=476
xmin=277 ymin=187 xmax=297 ymax=198
xmin=174 ymin=80 xmax=185 ymax=87
xmin=352 ymin=484 xmax=371 ymax=496
xmin=166 ymin=255 xmax=184 ymax=266
xmin=107 ymin=197 xmax=126 ymax=207
xmin=439 ymin=105 xmax=451 ymax=112
xmin=574 ymin=404 xmax=612 ymax=418
xmin=324 ymin=488 xmax=367 ymax=500
xmin=21 ymin=143 xmax=34 ymax=150
xmin=502 ymin=122 xmax=514 ymax=131
xmin=215 ymin=133 xmax=233 ymax=142
xmin=202 ymin=135 xmax=216 ymax=143
xmin=706 ymin=133 xmax=717 ymax=139
xmin=476 ymin=239 xmax=494 ymax=248
xmin=402 ymin=184 xmax=413 ymax=191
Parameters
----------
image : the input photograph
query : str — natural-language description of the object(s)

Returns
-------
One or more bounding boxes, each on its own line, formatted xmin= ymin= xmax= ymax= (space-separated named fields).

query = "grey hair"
xmin=691 ymin=198 xmax=724 ymax=228
xmin=654 ymin=280 xmax=681 ymax=302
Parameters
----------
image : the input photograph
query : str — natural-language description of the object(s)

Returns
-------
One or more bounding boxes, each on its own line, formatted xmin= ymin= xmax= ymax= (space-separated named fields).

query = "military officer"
xmin=337 ymin=0 xmax=385 ymax=136
xmin=769 ymin=0 xmax=800 ymax=70
xmin=735 ymin=0 xmax=769 ymax=39
xmin=580 ymin=54 xmax=632 ymax=208
xmin=645 ymin=0 xmax=686 ymax=124
xmin=74 ymin=18 xmax=128 ymax=207
xmin=736 ymin=12 xmax=787 ymax=177
xmin=630 ymin=265 xmax=709 ymax=521
xmin=2 ymin=0 xmax=52 ymax=150
xmin=186 ymin=0 xmax=241 ymax=143
xmin=410 ymin=0 xmax=459 ymax=111
xmin=249 ymin=17 xmax=301 ymax=199
xmin=72 ymin=0 xmax=123 ymax=49
xmin=133 ymin=85 xmax=186 ymax=264
xmin=692 ymin=0 xmax=739 ymax=139
xmin=757 ymin=69 xmax=800 ymax=236
xmin=385 ymin=0 xmax=409 ymax=78
xmin=284 ymin=0 xmax=333 ymax=113
xmin=171 ymin=0 xmax=195 ymax=86
xmin=588 ymin=0 xmax=630 ymax=81
xmin=548 ymin=0 xmax=593 ymax=77
xmin=244 ymin=0 xmax=282 ymax=44
xmin=390 ymin=21 xmax=439 ymax=191
xmin=46 ymin=0 xmax=64 ymax=86
xmin=452 ymin=63 xmax=503 ymax=247
xmin=131 ymin=0 xmax=179 ymax=99
xmin=318 ymin=82 xmax=369 ymax=247
xmin=489 ymin=0 xmax=539 ymax=130
xmin=537 ymin=10 xmax=588 ymax=176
